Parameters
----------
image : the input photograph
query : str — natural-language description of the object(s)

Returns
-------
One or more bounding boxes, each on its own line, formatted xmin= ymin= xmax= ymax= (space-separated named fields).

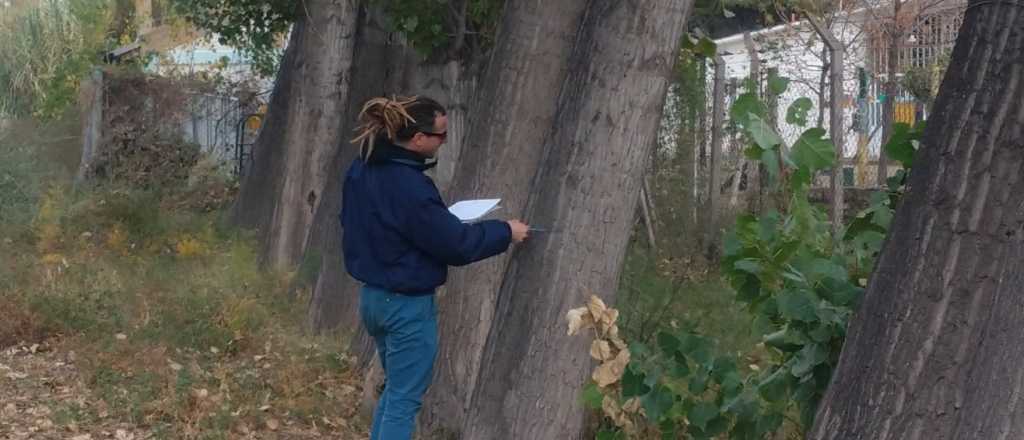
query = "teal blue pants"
xmin=359 ymin=285 xmax=438 ymax=440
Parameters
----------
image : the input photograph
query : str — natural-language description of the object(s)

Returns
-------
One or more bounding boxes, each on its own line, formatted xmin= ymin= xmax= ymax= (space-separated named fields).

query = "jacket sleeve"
xmin=398 ymin=183 xmax=512 ymax=267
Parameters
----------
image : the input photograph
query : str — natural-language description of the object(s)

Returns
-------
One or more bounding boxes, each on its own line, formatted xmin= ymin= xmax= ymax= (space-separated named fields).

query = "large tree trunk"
xmin=459 ymin=1 xmax=689 ymax=438
xmin=810 ymin=6 xmax=1024 ymax=438
xmin=417 ymin=1 xmax=591 ymax=436
xmin=230 ymin=0 xmax=358 ymax=269
xmin=304 ymin=6 xmax=405 ymax=333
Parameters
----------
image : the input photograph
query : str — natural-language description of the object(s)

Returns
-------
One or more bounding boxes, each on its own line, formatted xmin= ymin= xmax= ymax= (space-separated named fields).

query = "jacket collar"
xmin=366 ymin=137 xmax=437 ymax=171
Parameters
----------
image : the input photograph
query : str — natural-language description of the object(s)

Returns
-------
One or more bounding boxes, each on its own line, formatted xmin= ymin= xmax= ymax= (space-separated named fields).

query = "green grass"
xmin=616 ymin=243 xmax=759 ymax=357
xmin=0 ymin=117 xmax=367 ymax=438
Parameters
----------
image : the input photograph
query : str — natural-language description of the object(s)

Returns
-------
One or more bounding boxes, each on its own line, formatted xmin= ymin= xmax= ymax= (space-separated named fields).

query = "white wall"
xmin=711 ymin=13 xmax=882 ymax=159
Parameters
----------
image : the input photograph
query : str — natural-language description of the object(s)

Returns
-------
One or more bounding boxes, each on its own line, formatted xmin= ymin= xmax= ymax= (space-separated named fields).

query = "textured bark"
xmin=810 ymin=5 xmax=1024 ymax=438
xmin=230 ymin=0 xmax=358 ymax=269
xmin=459 ymin=0 xmax=689 ymax=438
xmin=305 ymin=6 xmax=402 ymax=333
xmin=76 ymin=69 xmax=103 ymax=185
xmin=417 ymin=1 xmax=590 ymax=436
xmin=640 ymin=185 xmax=657 ymax=251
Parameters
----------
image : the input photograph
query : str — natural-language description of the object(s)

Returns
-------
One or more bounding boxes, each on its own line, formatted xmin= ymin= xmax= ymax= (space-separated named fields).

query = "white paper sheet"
xmin=447 ymin=198 xmax=501 ymax=223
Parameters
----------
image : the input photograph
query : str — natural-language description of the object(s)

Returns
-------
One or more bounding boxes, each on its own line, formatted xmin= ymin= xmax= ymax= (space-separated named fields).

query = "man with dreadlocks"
xmin=341 ymin=96 xmax=529 ymax=439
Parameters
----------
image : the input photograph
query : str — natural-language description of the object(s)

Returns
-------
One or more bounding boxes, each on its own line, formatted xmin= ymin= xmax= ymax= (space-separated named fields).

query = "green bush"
xmin=0 ymin=0 xmax=112 ymax=118
xmin=588 ymin=73 xmax=923 ymax=439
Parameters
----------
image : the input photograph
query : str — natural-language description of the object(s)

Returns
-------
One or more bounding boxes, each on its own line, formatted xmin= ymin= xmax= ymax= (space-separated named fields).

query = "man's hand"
xmin=507 ymin=219 xmax=529 ymax=243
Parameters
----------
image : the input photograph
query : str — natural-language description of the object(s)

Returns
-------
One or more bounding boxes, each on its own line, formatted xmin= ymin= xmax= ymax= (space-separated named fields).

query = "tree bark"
xmin=304 ymin=6 xmax=404 ymax=333
xmin=640 ymin=186 xmax=658 ymax=252
xmin=810 ymin=6 xmax=1024 ymax=438
xmin=417 ymin=1 xmax=591 ymax=436
xmin=230 ymin=0 xmax=358 ymax=269
xmin=76 ymin=69 xmax=103 ymax=185
xmin=707 ymin=55 xmax=725 ymax=259
xmin=459 ymin=0 xmax=689 ymax=437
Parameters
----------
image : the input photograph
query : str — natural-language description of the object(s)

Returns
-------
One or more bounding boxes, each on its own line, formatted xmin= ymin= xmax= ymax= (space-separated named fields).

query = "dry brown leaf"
xmin=589 ymin=340 xmax=613 ymax=362
xmin=592 ymin=348 xmax=631 ymax=387
xmin=602 ymin=395 xmax=637 ymax=435
xmin=622 ymin=397 xmax=642 ymax=414
xmin=597 ymin=307 xmax=620 ymax=335
xmin=602 ymin=395 xmax=621 ymax=420
xmin=587 ymin=295 xmax=608 ymax=322
xmin=566 ymin=307 xmax=594 ymax=336
xmin=265 ymin=418 xmax=280 ymax=430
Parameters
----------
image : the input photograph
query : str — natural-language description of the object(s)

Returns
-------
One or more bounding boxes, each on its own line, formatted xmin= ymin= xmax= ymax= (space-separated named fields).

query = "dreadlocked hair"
xmin=351 ymin=95 xmax=446 ymax=159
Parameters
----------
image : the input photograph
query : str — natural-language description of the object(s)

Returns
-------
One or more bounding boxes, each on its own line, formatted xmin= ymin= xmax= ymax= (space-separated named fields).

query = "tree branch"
xmin=805 ymin=14 xmax=841 ymax=50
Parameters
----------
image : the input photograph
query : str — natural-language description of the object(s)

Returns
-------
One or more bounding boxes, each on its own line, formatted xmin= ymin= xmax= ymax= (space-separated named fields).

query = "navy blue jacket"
xmin=340 ymin=139 xmax=512 ymax=295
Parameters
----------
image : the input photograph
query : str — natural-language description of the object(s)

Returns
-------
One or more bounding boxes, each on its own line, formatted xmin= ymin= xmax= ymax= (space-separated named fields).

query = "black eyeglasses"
xmin=420 ymin=131 xmax=447 ymax=140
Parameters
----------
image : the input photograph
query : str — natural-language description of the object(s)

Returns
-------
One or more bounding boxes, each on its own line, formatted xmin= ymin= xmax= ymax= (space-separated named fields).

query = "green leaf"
xmin=689 ymin=368 xmax=710 ymax=394
xmin=767 ymin=71 xmax=790 ymax=95
xmin=581 ymin=383 xmax=604 ymax=409
xmin=659 ymin=418 xmax=678 ymax=439
xmin=688 ymin=402 xmax=720 ymax=431
xmin=756 ymin=412 xmax=784 ymax=435
xmin=657 ymin=331 xmax=680 ymax=354
xmin=872 ymin=205 xmax=894 ymax=229
xmin=733 ymin=258 xmax=762 ymax=275
xmin=843 ymin=213 xmax=887 ymax=241
xmin=743 ymin=144 xmax=764 ymax=161
xmin=791 ymin=343 xmax=828 ymax=377
xmin=711 ymin=357 xmax=739 ymax=380
xmin=777 ymin=290 xmax=818 ymax=322
xmin=884 ymin=123 xmax=916 ymax=168
xmin=642 ymin=383 xmax=676 ymax=421
xmin=758 ymin=212 xmax=779 ymax=242
xmin=763 ymin=326 xmax=807 ymax=352
xmin=791 ymin=128 xmax=835 ymax=173
xmin=622 ymin=366 xmax=652 ymax=398
xmin=757 ymin=368 xmax=793 ymax=402
xmin=680 ymin=334 xmax=714 ymax=367
xmin=786 ymin=97 xmax=813 ymax=127
xmin=887 ymin=169 xmax=908 ymax=192
xmin=820 ymin=278 xmax=864 ymax=307
xmin=735 ymin=275 xmax=761 ymax=303
xmin=747 ymin=114 xmax=783 ymax=150
xmin=808 ymin=258 xmax=848 ymax=282
xmin=596 ymin=430 xmax=625 ymax=440
xmin=809 ymin=322 xmax=834 ymax=342
xmin=723 ymin=7 xmax=736 ymax=17
xmin=730 ymin=93 xmax=763 ymax=128
xmin=760 ymin=145 xmax=781 ymax=185
xmin=696 ymin=37 xmax=718 ymax=58
xmin=706 ymin=416 xmax=730 ymax=436
xmin=790 ymin=166 xmax=812 ymax=191
xmin=670 ymin=351 xmax=691 ymax=378
xmin=723 ymin=394 xmax=761 ymax=421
